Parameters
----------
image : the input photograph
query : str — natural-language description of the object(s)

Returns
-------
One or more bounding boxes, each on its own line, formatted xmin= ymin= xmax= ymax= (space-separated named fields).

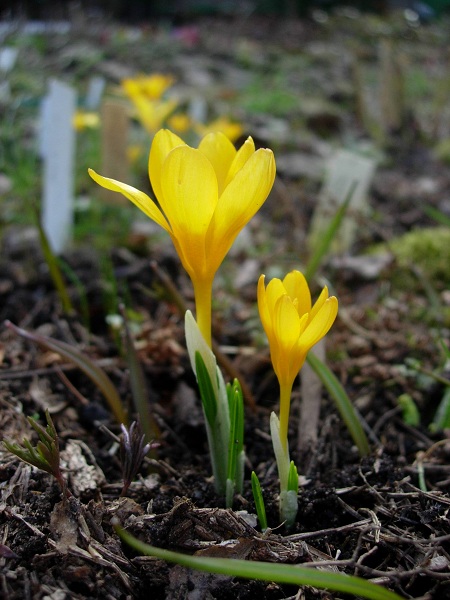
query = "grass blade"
xmin=34 ymin=205 xmax=73 ymax=315
xmin=115 ymin=523 xmax=404 ymax=600
xmin=119 ymin=305 xmax=159 ymax=442
xmin=305 ymin=182 xmax=356 ymax=282
xmin=306 ymin=352 xmax=370 ymax=456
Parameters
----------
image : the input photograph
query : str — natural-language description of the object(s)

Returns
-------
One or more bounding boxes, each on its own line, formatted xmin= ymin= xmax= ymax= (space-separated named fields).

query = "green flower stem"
xmin=150 ymin=260 xmax=256 ymax=410
xmin=115 ymin=523 xmax=404 ymax=600
xmin=279 ymin=381 xmax=293 ymax=454
xmin=193 ymin=278 xmax=213 ymax=347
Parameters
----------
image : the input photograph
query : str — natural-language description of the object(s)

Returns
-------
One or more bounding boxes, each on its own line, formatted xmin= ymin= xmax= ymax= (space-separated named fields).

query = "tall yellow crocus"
xmin=89 ymin=129 xmax=276 ymax=346
xmin=258 ymin=270 xmax=338 ymax=450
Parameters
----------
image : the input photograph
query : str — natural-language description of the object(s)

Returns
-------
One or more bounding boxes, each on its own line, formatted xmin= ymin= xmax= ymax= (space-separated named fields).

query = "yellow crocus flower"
xmin=89 ymin=129 xmax=276 ymax=346
xmin=121 ymin=74 xmax=175 ymax=100
xmin=258 ymin=270 xmax=338 ymax=449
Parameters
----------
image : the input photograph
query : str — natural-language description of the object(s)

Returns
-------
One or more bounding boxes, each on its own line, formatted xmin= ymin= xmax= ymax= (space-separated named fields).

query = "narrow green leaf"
xmin=34 ymin=205 xmax=73 ymax=315
xmin=306 ymin=352 xmax=370 ymax=457
xmin=5 ymin=321 xmax=127 ymax=425
xmin=227 ymin=380 xmax=244 ymax=485
xmin=115 ymin=523 xmax=404 ymax=600
xmin=397 ymin=394 xmax=420 ymax=427
xmin=430 ymin=386 xmax=450 ymax=432
xmin=120 ymin=306 xmax=159 ymax=442
xmin=287 ymin=461 xmax=298 ymax=494
xmin=57 ymin=258 xmax=90 ymax=329
xmin=251 ymin=471 xmax=268 ymax=531
xmin=423 ymin=205 xmax=450 ymax=227
xmin=305 ymin=182 xmax=356 ymax=282
xmin=195 ymin=351 xmax=217 ymax=427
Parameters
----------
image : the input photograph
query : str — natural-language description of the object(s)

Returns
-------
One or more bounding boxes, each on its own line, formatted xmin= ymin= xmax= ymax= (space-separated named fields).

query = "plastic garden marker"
xmin=41 ymin=79 xmax=76 ymax=253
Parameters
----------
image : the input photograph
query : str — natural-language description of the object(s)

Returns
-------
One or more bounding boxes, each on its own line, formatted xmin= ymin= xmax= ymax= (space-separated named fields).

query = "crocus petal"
xmin=265 ymin=278 xmax=286 ymax=314
xmin=274 ymin=295 xmax=302 ymax=352
xmin=282 ymin=271 xmax=311 ymax=316
xmin=257 ymin=275 xmax=271 ymax=335
xmin=149 ymin=129 xmax=186 ymax=204
xmin=88 ymin=169 xmax=170 ymax=232
xmin=160 ymin=146 xmax=218 ymax=277
xmin=299 ymin=296 xmax=338 ymax=351
xmin=198 ymin=132 xmax=236 ymax=196
xmin=258 ymin=277 xmax=284 ymax=339
xmin=309 ymin=286 xmax=330 ymax=321
xmin=205 ymin=149 xmax=276 ymax=272
xmin=223 ymin=137 xmax=255 ymax=188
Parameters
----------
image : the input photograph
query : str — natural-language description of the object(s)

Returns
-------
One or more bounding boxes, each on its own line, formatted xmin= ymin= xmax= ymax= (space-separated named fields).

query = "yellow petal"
xmin=223 ymin=137 xmax=255 ymax=188
xmin=274 ymin=295 xmax=302 ymax=351
xmin=257 ymin=275 xmax=271 ymax=336
xmin=160 ymin=146 xmax=218 ymax=278
xmin=282 ymin=270 xmax=311 ymax=317
xmin=273 ymin=298 xmax=308 ymax=385
xmin=198 ymin=132 xmax=236 ymax=196
xmin=205 ymin=149 xmax=275 ymax=270
xmin=265 ymin=278 xmax=286 ymax=315
xmin=309 ymin=286 xmax=330 ymax=321
xmin=299 ymin=296 xmax=338 ymax=351
xmin=149 ymin=129 xmax=186 ymax=204
xmin=88 ymin=169 xmax=170 ymax=231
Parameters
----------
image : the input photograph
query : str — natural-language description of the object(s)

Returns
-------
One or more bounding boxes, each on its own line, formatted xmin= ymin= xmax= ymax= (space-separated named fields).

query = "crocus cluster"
xmin=89 ymin=127 xmax=338 ymax=523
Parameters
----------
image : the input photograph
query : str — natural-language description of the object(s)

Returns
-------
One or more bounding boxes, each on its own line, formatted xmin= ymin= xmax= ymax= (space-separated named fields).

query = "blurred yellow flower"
xmin=167 ymin=113 xmax=191 ymax=133
xmin=89 ymin=129 xmax=276 ymax=346
xmin=131 ymin=96 xmax=177 ymax=134
xmin=121 ymin=74 xmax=175 ymax=100
xmin=258 ymin=270 xmax=338 ymax=447
xmin=126 ymin=144 xmax=144 ymax=164
xmin=194 ymin=117 xmax=243 ymax=143
xmin=72 ymin=110 xmax=100 ymax=131
xmin=122 ymin=74 xmax=177 ymax=134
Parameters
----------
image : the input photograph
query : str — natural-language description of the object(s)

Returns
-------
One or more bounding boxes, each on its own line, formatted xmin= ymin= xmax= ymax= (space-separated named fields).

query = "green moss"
xmin=389 ymin=226 xmax=450 ymax=285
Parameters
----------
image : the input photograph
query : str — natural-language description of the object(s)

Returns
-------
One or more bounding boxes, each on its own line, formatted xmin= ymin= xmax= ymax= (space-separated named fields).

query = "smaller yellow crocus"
xmin=89 ymin=129 xmax=276 ymax=346
xmin=167 ymin=113 xmax=192 ymax=134
xmin=258 ymin=270 xmax=338 ymax=450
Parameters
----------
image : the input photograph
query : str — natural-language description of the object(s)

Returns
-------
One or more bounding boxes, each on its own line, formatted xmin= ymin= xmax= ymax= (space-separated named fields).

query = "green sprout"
xmin=251 ymin=471 xmax=268 ymax=531
xmin=3 ymin=410 xmax=70 ymax=499
xmin=186 ymin=312 xmax=245 ymax=506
